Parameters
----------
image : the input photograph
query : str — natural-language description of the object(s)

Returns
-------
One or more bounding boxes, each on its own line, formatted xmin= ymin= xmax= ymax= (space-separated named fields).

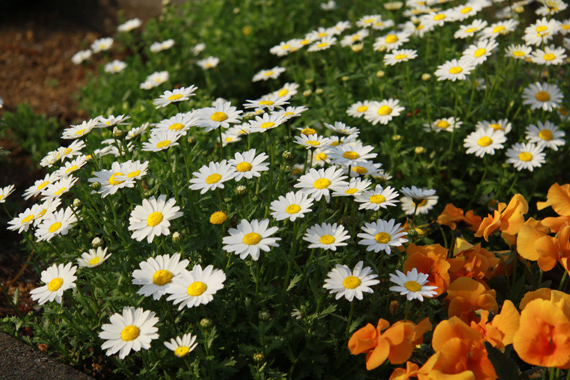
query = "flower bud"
xmin=187 ymin=136 xmax=196 ymax=145
xmin=315 ymin=88 xmax=324 ymax=95
xmin=90 ymin=182 xmax=101 ymax=191
xmin=72 ymin=198 xmax=82 ymax=208
xmin=303 ymin=90 xmax=312 ymax=97
xmin=236 ymin=185 xmax=247 ymax=195
xmin=421 ymin=73 xmax=431 ymax=81
xmin=172 ymin=232 xmax=181 ymax=242
xmin=376 ymin=70 xmax=385 ymax=78
xmin=200 ymin=318 xmax=212 ymax=328
xmin=92 ymin=237 xmax=103 ymax=247
xmin=341 ymin=76 xmax=349 ymax=81
xmin=253 ymin=353 xmax=264 ymax=362
xmin=112 ymin=127 xmax=125 ymax=138
xmin=351 ymin=43 xmax=363 ymax=52
xmin=258 ymin=311 xmax=270 ymax=321
xmin=392 ymin=135 xmax=401 ymax=141
xmin=210 ymin=211 xmax=228 ymax=225
xmin=414 ymin=146 xmax=425 ymax=154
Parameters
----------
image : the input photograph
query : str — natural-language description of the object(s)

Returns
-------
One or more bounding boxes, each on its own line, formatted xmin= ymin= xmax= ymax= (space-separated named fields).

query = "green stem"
xmin=345 ymin=302 xmax=355 ymax=339
xmin=218 ymin=126 xmax=224 ymax=161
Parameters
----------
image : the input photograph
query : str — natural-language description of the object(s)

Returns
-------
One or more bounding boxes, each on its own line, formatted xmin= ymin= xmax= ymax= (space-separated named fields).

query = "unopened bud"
xmin=315 ymin=88 xmax=323 ymax=95
xmin=187 ymin=136 xmax=196 ymax=145
xmin=90 ymin=182 xmax=101 ymax=191
xmin=172 ymin=232 xmax=181 ymax=242
xmin=236 ymin=185 xmax=247 ymax=195
xmin=421 ymin=73 xmax=431 ymax=81
xmin=376 ymin=70 xmax=385 ymax=78
xmin=305 ymin=78 xmax=314 ymax=84
xmin=92 ymin=237 xmax=103 ymax=247
xmin=392 ymin=135 xmax=401 ymax=141
xmin=407 ymin=229 xmax=418 ymax=238
xmin=253 ymin=353 xmax=264 ymax=362
xmin=414 ymin=146 xmax=425 ymax=154
xmin=112 ymin=127 xmax=125 ymax=138
xmin=351 ymin=43 xmax=363 ymax=52
xmin=210 ymin=211 xmax=228 ymax=225
xmin=303 ymin=90 xmax=312 ymax=97
xmin=144 ymin=190 xmax=154 ymax=197
xmin=233 ymin=7 xmax=240 ymax=14
xmin=72 ymin=198 xmax=82 ymax=208
xmin=200 ymin=318 xmax=212 ymax=328
xmin=282 ymin=150 xmax=293 ymax=161
xmin=258 ymin=311 xmax=270 ymax=321
xmin=514 ymin=6 xmax=524 ymax=13
xmin=341 ymin=76 xmax=349 ymax=81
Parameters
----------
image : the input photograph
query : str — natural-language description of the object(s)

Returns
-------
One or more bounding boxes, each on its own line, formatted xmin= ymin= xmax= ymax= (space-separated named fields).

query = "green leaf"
xmin=484 ymin=342 xmax=520 ymax=380
xmin=287 ymin=274 xmax=302 ymax=292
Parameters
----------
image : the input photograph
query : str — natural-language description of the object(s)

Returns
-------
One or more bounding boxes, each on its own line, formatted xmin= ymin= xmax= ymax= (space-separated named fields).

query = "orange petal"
xmin=366 ymin=337 xmax=390 ymax=370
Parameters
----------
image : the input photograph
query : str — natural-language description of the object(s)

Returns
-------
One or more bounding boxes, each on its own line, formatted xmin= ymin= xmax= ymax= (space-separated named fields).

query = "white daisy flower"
xmin=96 ymin=114 xmax=130 ymax=128
xmin=117 ymin=18 xmax=142 ymax=32
xmin=421 ymin=11 xmax=451 ymax=29
xmin=165 ymin=265 xmax=226 ymax=309
xmin=372 ymin=18 xmax=395 ymax=30
xmin=222 ymin=219 xmax=280 ymax=260
xmin=132 ymin=253 xmax=189 ymax=300
xmin=164 ymin=333 xmax=198 ymax=358
xmin=364 ymin=99 xmax=405 ymax=125
xmin=447 ymin=3 xmax=482 ymax=21
xmin=196 ymin=56 xmax=219 ymax=70
xmin=505 ymin=44 xmax=532 ymax=60
xmin=454 ymin=19 xmax=488 ymax=39
xmin=401 ymin=195 xmax=439 ymax=215
xmin=24 ymin=174 xmax=59 ymax=200
xmin=228 ymin=149 xmax=269 ymax=181
xmin=328 ymin=134 xmax=358 ymax=147
xmin=41 ymin=176 xmax=78 ymax=200
xmin=536 ymin=0 xmax=568 ymax=16
xmin=435 ymin=58 xmax=477 ymax=81
xmin=270 ymin=191 xmax=314 ymax=221
xmin=99 ymin=307 xmax=159 ymax=359
xmin=152 ymin=112 xmax=198 ymax=136
xmin=56 ymin=140 xmax=85 ymax=164
xmin=389 ymin=268 xmax=438 ymax=301
xmin=8 ymin=204 xmax=43 ymax=233
xmin=340 ymin=29 xmax=370 ymax=47
xmin=189 ymin=160 xmax=237 ymax=194
xmin=357 ymin=14 xmax=382 ymax=28
xmin=56 ymin=156 xmax=87 ymax=178
xmin=88 ymin=162 xmax=135 ymax=198
xmin=77 ymin=247 xmax=112 ymax=268
xmin=522 ymin=82 xmax=563 ymax=112
xmin=523 ymin=17 xmax=560 ymax=46
xmin=196 ymin=101 xmax=243 ymax=132
xmin=323 ymin=121 xmax=360 ymax=136
xmin=35 ymin=207 xmax=78 ymax=242
xmin=71 ymin=50 xmax=92 ymax=64
xmin=303 ymin=223 xmax=350 ymax=251
xmin=294 ymin=134 xmax=332 ymax=149
xmin=114 ymin=160 xmax=149 ymax=183
xmin=191 ymin=42 xmax=206 ymax=56
xmin=104 ymin=60 xmax=127 ymax=74
xmin=347 ymin=101 xmax=372 ymax=118
xmin=244 ymin=95 xmax=289 ymax=113
xmin=479 ymin=19 xmax=519 ymax=39
xmin=252 ymin=66 xmax=286 ymax=82
xmin=475 ymin=119 xmax=512 ymax=134
xmin=464 ymin=128 xmax=507 ymax=157
xmin=150 ymin=39 xmax=175 ymax=53
xmin=559 ymin=19 xmax=570 ymax=35
xmin=531 ymin=45 xmax=567 ymax=65
xmin=384 ymin=49 xmax=418 ymax=65
xmin=153 ymin=86 xmax=198 ymax=109
xmin=306 ymin=27 xmax=332 ymax=40
xmin=462 ymin=38 xmax=498 ymax=65
xmin=140 ymin=71 xmax=169 ymax=89
xmin=61 ymin=118 xmax=99 ymax=140
xmin=294 ymin=167 xmax=348 ymax=203
xmin=142 ymin=130 xmax=182 ymax=152
xmin=91 ymin=37 xmax=113 ymax=53
xmin=505 ymin=142 xmax=546 ymax=171
xmin=400 ymin=186 xmax=436 ymax=200
xmin=323 ymin=261 xmax=380 ymax=302
xmin=247 ymin=112 xmax=287 ymax=133
xmin=307 ymin=36 xmax=337 ymax=52
xmin=30 ymin=262 xmax=77 ymax=304
xmin=355 ymin=184 xmax=400 ymax=211
xmin=423 ymin=117 xmax=462 ymax=133
xmin=270 ymin=41 xmax=295 ymax=56
xmin=345 ymin=161 xmax=383 ymax=178
xmin=526 ymin=121 xmax=565 ymax=151
xmin=128 ymin=195 xmax=183 ymax=243
xmin=32 ymin=198 xmax=61 ymax=227
xmin=221 ymin=131 xmax=242 ymax=146
xmin=373 ymin=31 xmax=410 ymax=52
xmin=357 ymin=218 xmax=408 ymax=254
xmin=333 ymin=177 xmax=372 ymax=197
xmin=271 ymin=82 xmax=299 ymax=100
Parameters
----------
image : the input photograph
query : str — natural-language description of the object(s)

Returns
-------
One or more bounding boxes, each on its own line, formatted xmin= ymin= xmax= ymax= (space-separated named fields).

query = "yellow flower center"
xmin=74 ymin=129 xmax=86 ymax=136
xmin=168 ymin=94 xmax=183 ymax=101
xmin=460 ymin=6 xmax=472 ymax=13
xmin=465 ymin=27 xmax=477 ymax=33
xmin=236 ymin=162 xmax=253 ymax=172
xmin=187 ymin=281 xmax=208 ymax=296
xmin=157 ymin=140 xmax=171 ymax=149
xmin=259 ymin=100 xmax=274 ymax=106
xmin=281 ymin=44 xmax=290 ymax=50
xmin=89 ymin=257 xmax=101 ymax=265
xmin=54 ymin=187 xmax=66 ymax=196
xmin=22 ymin=215 xmax=35 ymax=224
xmin=436 ymin=120 xmax=450 ymax=129
xmin=211 ymin=112 xmax=228 ymax=122
xmin=562 ymin=24 xmax=570 ymax=30
xmin=260 ymin=122 xmax=275 ymax=129
xmin=474 ymin=48 xmax=487 ymax=58
xmin=369 ymin=194 xmax=386 ymax=204
xmin=206 ymin=173 xmax=222 ymax=184
xmin=128 ymin=170 xmax=141 ymax=178
xmin=121 ymin=325 xmax=140 ymax=341
xmin=345 ymin=188 xmax=358 ymax=195
xmin=174 ymin=346 xmax=190 ymax=357
xmin=286 ymin=204 xmax=301 ymax=214
xmin=374 ymin=232 xmax=391 ymax=244
xmin=433 ymin=14 xmax=446 ymax=21
xmin=65 ymin=165 xmax=78 ymax=174
xmin=63 ymin=148 xmax=72 ymax=155
xmin=48 ymin=277 xmax=63 ymax=292
xmin=518 ymin=152 xmax=533 ymax=162
xmin=513 ymin=50 xmax=525 ymax=57
xmin=342 ymin=276 xmax=361 ymax=289
xmin=536 ymin=25 xmax=549 ymax=33
xmin=147 ymin=211 xmax=164 ymax=227
xmin=301 ymin=128 xmax=316 ymax=135
xmin=37 ymin=181 xmax=50 ymax=190
xmin=535 ymin=91 xmax=550 ymax=102
xmin=330 ymin=141 xmax=339 ymax=146
xmin=313 ymin=178 xmax=331 ymax=189
xmin=489 ymin=123 xmax=502 ymax=130
xmin=48 ymin=222 xmax=62 ymax=233
xmin=152 ymin=269 xmax=173 ymax=286
xmin=404 ymin=280 xmax=422 ymax=292
xmin=318 ymin=32 xmax=327 ymax=38
xmin=169 ymin=123 xmax=185 ymax=131
xmin=377 ymin=105 xmax=392 ymax=116
xmin=539 ymin=129 xmax=554 ymax=141
xmin=319 ymin=235 xmax=335 ymax=244
xmin=352 ymin=166 xmax=368 ymax=174
xmin=109 ymin=172 xmax=125 ymax=186
xmin=316 ymin=153 xmax=328 ymax=161
xmin=395 ymin=54 xmax=407 ymax=60
xmin=413 ymin=199 xmax=428 ymax=207
xmin=385 ymin=34 xmax=398 ymax=44
xmin=225 ymin=137 xmax=233 ymax=142
xmin=317 ymin=42 xmax=328 ymax=48
xmin=306 ymin=140 xmax=320 ymax=146
xmin=243 ymin=232 xmax=262 ymax=245
xmin=37 ymin=209 xmax=47 ymax=218
xmin=492 ymin=25 xmax=506 ymax=34
xmin=543 ymin=53 xmax=556 ymax=61
xmin=449 ymin=66 xmax=463 ymax=74
xmin=210 ymin=211 xmax=227 ymax=224
xmin=478 ymin=136 xmax=493 ymax=147
xmin=356 ymin=105 xmax=368 ymax=113
xmin=278 ymin=89 xmax=289 ymax=97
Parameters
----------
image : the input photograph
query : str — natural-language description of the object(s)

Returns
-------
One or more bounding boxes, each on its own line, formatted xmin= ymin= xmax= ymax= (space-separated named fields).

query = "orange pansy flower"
xmin=475 ymin=194 xmax=528 ymax=242
xmin=389 ymin=361 xmax=420 ymax=380
xmin=437 ymin=204 xmax=482 ymax=232
xmin=348 ymin=318 xmax=431 ymax=371
xmin=537 ymin=183 xmax=570 ymax=216
xmin=470 ymin=300 xmax=520 ymax=350
xmin=517 ymin=218 xmax=550 ymax=261
xmin=403 ymin=244 xmax=451 ymax=295
xmin=519 ymin=288 xmax=570 ymax=311
xmin=418 ymin=317 xmax=497 ymax=380
xmin=535 ymin=225 xmax=570 ymax=273
xmin=448 ymin=244 xmax=500 ymax=282
xmin=446 ymin=277 xmax=498 ymax=324
xmin=542 ymin=215 xmax=570 ymax=233
xmin=513 ymin=298 xmax=570 ymax=369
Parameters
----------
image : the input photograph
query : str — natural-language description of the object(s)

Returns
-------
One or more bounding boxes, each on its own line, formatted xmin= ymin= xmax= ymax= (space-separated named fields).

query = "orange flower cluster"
xmin=474 ymin=194 xmax=528 ymax=243
xmin=437 ymin=204 xmax=482 ymax=232
xmin=348 ymin=318 xmax=432 ymax=370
